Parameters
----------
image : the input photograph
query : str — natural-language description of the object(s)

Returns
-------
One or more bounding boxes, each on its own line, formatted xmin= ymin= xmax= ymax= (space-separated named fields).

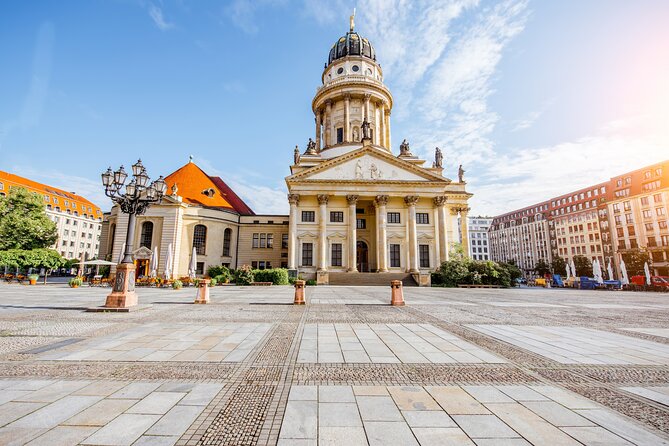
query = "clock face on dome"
xmin=352 ymin=65 xmax=359 ymax=72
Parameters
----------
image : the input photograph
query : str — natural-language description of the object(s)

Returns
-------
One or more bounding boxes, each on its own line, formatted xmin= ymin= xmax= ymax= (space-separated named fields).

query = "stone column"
xmin=385 ymin=109 xmax=391 ymax=150
xmin=318 ymin=194 xmax=329 ymax=271
xmin=347 ymin=194 xmax=359 ymax=272
xmin=315 ymin=111 xmax=322 ymax=151
xmin=344 ymin=94 xmax=351 ymax=142
xmin=460 ymin=207 xmax=471 ymax=259
xmin=433 ymin=196 xmax=448 ymax=263
xmin=363 ymin=94 xmax=371 ymax=122
xmin=405 ymin=196 xmax=420 ymax=273
xmin=375 ymin=195 xmax=389 ymax=272
xmin=378 ymin=102 xmax=386 ymax=148
xmin=287 ymin=194 xmax=300 ymax=269
xmin=325 ymin=100 xmax=332 ymax=147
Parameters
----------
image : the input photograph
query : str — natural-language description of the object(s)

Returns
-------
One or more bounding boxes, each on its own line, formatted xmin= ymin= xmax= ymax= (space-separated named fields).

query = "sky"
xmin=1 ymin=0 xmax=668 ymax=216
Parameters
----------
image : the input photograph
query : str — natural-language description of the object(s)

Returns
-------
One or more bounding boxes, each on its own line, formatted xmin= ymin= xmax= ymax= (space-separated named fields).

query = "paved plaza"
xmin=0 ymin=284 xmax=668 ymax=445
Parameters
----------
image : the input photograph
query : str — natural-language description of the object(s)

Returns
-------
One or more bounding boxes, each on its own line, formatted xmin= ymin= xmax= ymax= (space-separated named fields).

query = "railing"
xmin=316 ymin=75 xmax=391 ymax=94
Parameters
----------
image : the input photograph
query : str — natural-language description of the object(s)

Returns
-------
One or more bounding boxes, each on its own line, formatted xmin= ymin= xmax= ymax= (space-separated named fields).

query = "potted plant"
xmin=172 ymin=279 xmax=183 ymax=290
xmin=68 ymin=277 xmax=83 ymax=288
xmin=28 ymin=274 xmax=39 ymax=285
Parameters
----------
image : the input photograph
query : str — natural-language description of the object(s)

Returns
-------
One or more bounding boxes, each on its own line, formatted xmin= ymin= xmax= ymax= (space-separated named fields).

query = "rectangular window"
xmin=252 ymin=233 xmax=259 ymax=248
xmin=643 ymin=209 xmax=652 ymax=218
xmin=654 ymin=194 xmax=663 ymax=203
xmin=336 ymin=127 xmax=344 ymax=144
xmin=330 ymin=211 xmax=344 ymax=223
xmin=267 ymin=233 xmax=273 ymax=248
xmin=416 ymin=213 xmax=429 ymax=224
xmin=390 ymin=244 xmax=401 ymax=268
xmin=302 ymin=211 xmax=315 ymax=222
xmin=196 ymin=262 xmax=205 ymax=275
xmin=657 ymin=207 xmax=666 ymax=216
xmin=356 ymin=218 xmax=366 ymax=229
xmin=387 ymin=212 xmax=401 ymax=224
xmin=252 ymin=261 xmax=258 ymax=269
xmin=282 ymin=234 xmax=289 ymax=249
xmin=419 ymin=245 xmax=430 ymax=268
xmin=641 ymin=196 xmax=649 ymax=206
xmin=260 ymin=233 xmax=266 ymax=248
xmin=331 ymin=243 xmax=342 ymax=267
xmin=302 ymin=243 xmax=313 ymax=266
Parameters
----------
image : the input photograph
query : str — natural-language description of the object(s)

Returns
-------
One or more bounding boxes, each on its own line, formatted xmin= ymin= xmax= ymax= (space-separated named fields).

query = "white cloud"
xmin=469 ymin=114 xmax=669 ymax=216
xmin=148 ymin=3 xmax=174 ymax=30
xmin=224 ymin=0 xmax=287 ymax=34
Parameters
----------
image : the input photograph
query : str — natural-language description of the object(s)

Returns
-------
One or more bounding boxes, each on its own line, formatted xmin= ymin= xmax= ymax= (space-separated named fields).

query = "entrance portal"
xmin=356 ymin=241 xmax=369 ymax=272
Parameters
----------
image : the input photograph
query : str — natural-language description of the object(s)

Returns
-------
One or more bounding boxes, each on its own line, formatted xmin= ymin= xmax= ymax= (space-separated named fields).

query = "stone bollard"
xmin=390 ymin=280 xmax=405 ymax=306
xmin=294 ymin=280 xmax=306 ymax=305
xmin=194 ymin=279 xmax=211 ymax=304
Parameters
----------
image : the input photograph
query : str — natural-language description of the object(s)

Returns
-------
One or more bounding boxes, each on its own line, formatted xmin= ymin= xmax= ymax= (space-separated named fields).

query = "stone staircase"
xmin=327 ymin=272 xmax=417 ymax=287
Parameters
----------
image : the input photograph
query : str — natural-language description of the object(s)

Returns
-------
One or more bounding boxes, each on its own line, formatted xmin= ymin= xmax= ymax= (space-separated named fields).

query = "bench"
xmin=457 ymin=284 xmax=503 ymax=289
xmin=250 ymin=282 xmax=273 ymax=286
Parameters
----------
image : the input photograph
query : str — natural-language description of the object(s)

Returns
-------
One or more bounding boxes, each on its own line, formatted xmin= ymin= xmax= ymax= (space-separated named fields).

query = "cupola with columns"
xmin=311 ymin=11 xmax=393 ymax=159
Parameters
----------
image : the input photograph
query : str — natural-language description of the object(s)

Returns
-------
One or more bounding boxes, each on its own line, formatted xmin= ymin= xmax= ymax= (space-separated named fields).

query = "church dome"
xmin=327 ymin=31 xmax=376 ymax=66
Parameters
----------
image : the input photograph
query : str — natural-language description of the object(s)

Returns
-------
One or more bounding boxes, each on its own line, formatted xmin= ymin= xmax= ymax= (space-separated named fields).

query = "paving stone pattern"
xmin=0 ymin=284 xmax=667 ymax=445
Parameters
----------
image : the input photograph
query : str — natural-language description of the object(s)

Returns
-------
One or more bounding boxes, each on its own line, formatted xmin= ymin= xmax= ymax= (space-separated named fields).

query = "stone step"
xmin=327 ymin=272 xmax=417 ymax=287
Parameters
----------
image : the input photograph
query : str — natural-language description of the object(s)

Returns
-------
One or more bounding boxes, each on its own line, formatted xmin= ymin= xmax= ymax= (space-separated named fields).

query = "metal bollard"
xmin=390 ymin=280 xmax=405 ymax=306
xmin=194 ymin=279 xmax=211 ymax=304
xmin=294 ymin=280 xmax=306 ymax=305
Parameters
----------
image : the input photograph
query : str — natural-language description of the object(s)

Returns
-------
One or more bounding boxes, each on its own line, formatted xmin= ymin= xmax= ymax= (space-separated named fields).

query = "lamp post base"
xmin=105 ymin=263 xmax=138 ymax=308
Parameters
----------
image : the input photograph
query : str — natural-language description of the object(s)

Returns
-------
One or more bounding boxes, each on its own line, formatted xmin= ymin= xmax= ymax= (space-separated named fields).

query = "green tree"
xmin=551 ymin=256 xmax=567 ymax=276
xmin=0 ymin=187 xmax=57 ymax=250
xmin=534 ymin=258 xmax=551 ymax=276
xmin=621 ymin=249 xmax=651 ymax=276
xmin=572 ymin=255 xmax=592 ymax=277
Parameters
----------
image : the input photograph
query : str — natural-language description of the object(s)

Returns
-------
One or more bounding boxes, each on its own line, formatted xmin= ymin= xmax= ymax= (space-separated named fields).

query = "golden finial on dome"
xmin=350 ymin=8 xmax=356 ymax=32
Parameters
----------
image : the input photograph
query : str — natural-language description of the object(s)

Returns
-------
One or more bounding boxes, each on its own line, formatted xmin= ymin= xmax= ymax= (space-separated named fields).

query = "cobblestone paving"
xmin=0 ymin=284 xmax=668 ymax=445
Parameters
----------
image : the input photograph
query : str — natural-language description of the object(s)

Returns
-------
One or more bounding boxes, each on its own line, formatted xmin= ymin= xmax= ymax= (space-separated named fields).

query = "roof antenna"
xmin=189 ymin=154 xmax=193 ymax=163
xmin=350 ymin=8 xmax=356 ymax=32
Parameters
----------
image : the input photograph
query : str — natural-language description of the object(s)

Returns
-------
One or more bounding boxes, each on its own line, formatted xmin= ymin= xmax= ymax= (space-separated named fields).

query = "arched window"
xmin=140 ymin=221 xmax=153 ymax=248
xmin=223 ymin=228 xmax=232 ymax=256
xmin=193 ymin=224 xmax=207 ymax=255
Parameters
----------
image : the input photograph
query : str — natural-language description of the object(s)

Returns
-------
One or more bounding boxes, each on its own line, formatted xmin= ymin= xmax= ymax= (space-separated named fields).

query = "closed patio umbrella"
xmin=117 ymin=244 xmax=125 ymax=265
xmin=644 ymin=262 xmax=652 ymax=285
xmin=620 ymin=258 xmax=629 ymax=285
xmin=565 ymin=263 xmax=570 ymax=280
xmin=188 ymin=247 xmax=197 ymax=279
xmin=149 ymin=246 xmax=159 ymax=278
xmin=164 ymin=243 xmax=173 ymax=280
xmin=570 ymin=259 xmax=577 ymax=278
xmin=594 ymin=259 xmax=603 ymax=284
xmin=607 ymin=259 xmax=614 ymax=281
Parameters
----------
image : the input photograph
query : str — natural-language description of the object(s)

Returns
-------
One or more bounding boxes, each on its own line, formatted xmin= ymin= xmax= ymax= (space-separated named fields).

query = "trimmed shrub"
xmin=252 ymin=268 xmax=289 ymax=285
xmin=434 ymin=258 xmax=515 ymax=288
xmin=172 ymin=279 xmax=183 ymax=289
xmin=208 ymin=277 xmax=217 ymax=287
xmin=234 ymin=265 xmax=254 ymax=285
xmin=305 ymin=279 xmax=317 ymax=286
xmin=68 ymin=277 xmax=83 ymax=288
xmin=207 ymin=265 xmax=231 ymax=281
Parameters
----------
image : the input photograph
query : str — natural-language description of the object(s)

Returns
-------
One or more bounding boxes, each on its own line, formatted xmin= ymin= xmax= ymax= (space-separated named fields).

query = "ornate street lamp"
xmin=101 ymin=160 xmax=167 ymax=308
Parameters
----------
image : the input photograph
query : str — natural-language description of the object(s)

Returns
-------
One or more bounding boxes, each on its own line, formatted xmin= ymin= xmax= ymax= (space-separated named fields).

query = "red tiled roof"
xmin=209 ymin=176 xmax=255 ymax=216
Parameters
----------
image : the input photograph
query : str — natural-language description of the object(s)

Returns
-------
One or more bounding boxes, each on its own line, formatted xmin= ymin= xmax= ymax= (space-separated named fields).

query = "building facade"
xmin=489 ymin=161 xmax=669 ymax=277
xmin=286 ymin=20 xmax=471 ymax=284
xmin=101 ymin=161 xmax=290 ymax=278
xmin=461 ymin=216 xmax=492 ymax=260
xmin=0 ymin=171 xmax=103 ymax=260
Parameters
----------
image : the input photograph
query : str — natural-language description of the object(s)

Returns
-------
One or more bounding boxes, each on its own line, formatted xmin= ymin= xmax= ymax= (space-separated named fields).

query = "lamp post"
xmin=101 ymin=160 xmax=167 ymax=308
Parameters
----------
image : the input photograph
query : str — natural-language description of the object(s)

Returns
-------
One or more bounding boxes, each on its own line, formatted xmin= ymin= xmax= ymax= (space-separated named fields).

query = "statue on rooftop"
xmin=293 ymin=146 xmax=300 ymax=164
xmin=458 ymin=164 xmax=465 ymax=182
xmin=305 ymin=138 xmax=317 ymax=155
xmin=399 ymin=139 xmax=412 ymax=157
xmin=434 ymin=147 xmax=443 ymax=168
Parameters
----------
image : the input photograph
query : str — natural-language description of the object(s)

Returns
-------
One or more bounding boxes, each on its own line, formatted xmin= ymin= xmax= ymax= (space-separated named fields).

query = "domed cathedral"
xmin=286 ymin=13 xmax=473 ymax=286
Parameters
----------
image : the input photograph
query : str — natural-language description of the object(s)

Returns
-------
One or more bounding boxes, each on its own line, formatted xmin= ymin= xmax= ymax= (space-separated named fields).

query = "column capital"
xmin=344 ymin=93 xmax=352 ymax=101
xmin=325 ymin=99 xmax=333 ymax=107
xmin=363 ymin=93 xmax=372 ymax=102
xmin=346 ymin=194 xmax=359 ymax=205
xmin=404 ymin=195 xmax=419 ymax=206
xmin=433 ymin=196 xmax=447 ymax=207
xmin=317 ymin=194 xmax=329 ymax=205
xmin=288 ymin=194 xmax=300 ymax=205
xmin=375 ymin=195 xmax=389 ymax=206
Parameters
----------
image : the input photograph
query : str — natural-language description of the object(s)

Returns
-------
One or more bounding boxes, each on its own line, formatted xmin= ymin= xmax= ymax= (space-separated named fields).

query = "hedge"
xmin=252 ymin=268 xmax=289 ymax=285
